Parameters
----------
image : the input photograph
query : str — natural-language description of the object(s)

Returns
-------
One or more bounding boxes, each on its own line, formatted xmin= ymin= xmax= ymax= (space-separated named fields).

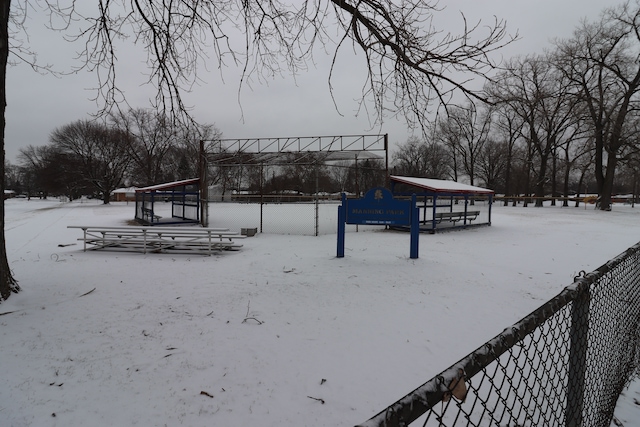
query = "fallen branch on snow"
xmin=242 ymin=300 xmax=263 ymax=325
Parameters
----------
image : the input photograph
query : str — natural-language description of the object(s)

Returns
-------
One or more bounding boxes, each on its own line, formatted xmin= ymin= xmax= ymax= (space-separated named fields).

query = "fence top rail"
xmin=575 ymin=240 xmax=640 ymax=284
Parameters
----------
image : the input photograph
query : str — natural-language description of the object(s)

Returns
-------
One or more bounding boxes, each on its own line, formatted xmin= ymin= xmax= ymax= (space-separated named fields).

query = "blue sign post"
xmin=337 ymin=187 xmax=419 ymax=259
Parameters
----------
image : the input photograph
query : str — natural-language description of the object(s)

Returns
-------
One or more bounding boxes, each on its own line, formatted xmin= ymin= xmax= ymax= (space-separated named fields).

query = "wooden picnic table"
xmin=67 ymin=225 xmax=245 ymax=255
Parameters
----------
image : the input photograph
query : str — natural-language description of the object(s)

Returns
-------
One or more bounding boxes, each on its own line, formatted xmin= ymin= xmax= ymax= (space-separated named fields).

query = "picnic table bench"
xmin=433 ymin=210 xmax=480 ymax=225
xmin=141 ymin=207 xmax=162 ymax=223
xmin=67 ymin=225 xmax=244 ymax=255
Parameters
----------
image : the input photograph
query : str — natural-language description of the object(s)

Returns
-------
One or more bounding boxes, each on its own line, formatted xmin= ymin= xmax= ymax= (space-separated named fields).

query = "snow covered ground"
xmin=2 ymin=198 xmax=640 ymax=426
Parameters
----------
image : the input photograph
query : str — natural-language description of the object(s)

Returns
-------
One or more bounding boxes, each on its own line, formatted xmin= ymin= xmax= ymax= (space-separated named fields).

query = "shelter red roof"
xmin=390 ymin=176 xmax=494 ymax=195
xmin=135 ymin=178 xmax=200 ymax=193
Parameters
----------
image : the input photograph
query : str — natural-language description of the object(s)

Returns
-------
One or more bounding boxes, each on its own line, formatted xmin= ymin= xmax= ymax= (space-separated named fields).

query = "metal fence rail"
xmin=357 ymin=242 xmax=640 ymax=427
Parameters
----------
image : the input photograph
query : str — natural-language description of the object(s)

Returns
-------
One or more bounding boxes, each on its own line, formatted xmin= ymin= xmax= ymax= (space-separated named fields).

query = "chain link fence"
xmin=206 ymin=196 xmax=383 ymax=236
xmin=207 ymin=196 xmax=494 ymax=235
xmin=357 ymin=242 xmax=640 ymax=427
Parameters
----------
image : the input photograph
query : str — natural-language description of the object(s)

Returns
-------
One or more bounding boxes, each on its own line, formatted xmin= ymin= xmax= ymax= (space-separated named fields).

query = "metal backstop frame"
xmin=202 ymin=135 xmax=389 ymax=235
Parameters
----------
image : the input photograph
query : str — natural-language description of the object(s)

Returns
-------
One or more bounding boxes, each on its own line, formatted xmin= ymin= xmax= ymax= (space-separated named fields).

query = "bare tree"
xmin=109 ymin=109 xmax=177 ymax=186
xmin=1 ymin=1 xmax=514 ymax=300
xmin=555 ymin=114 xmax=592 ymax=206
xmin=50 ymin=120 xmax=132 ymax=204
xmin=619 ymin=152 xmax=640 ymax=205
xmin=490 ymin=54 xmax=579 ymax=206
xmin=477 ymin=138 xmax=508 ymax=191
xmin=329 ymin=160 xmax=353 ymax=193
xmin=3 ymin=159 xmax=21 ymax=193
xmin=555 ymin=1 xmax=640 ymax=210
xmin=171 ymin=122 xmax=221 ymax=182
xmin=356 ymin=158 xmax=385 ymax=192
xmin=1 ymin=0 xmax=19 ymax=298
xmin=437 ymin=102 xmax=492 ymax=186
xmin=572 ymin=147 xmax=597 ymax=207
xmin=19 ymin=142 xmax=98 ymax=200
xmin=392 ymin=136 xmax=450 ymax=179
xmin=41 ymin=1 xmax=516 ymax=129
xmin=488 ymin=98 xmax=525 ymax=205
xmin=17 ymin=145 xmax=53 ymax=198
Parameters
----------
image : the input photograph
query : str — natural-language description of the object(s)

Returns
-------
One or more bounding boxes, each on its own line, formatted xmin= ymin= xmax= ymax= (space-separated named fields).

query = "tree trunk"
xmin=503 ymin=151 xmax=511 ymax=207
xmin=562 ymin=147 xmax=572 ymax=207
xmin=633 ymin=170 xmax=637 ymax=208
xmin=534 ymin=154 xmax=549 ymax=207
xmin=1 ymin=0 xmax=21 ymax=301
xmin=594 ymin=131 xmax=605 ymax=199
xmin=575 ymin=164 xmax=590 ymax=208
xmin=599 ymin=153 xmax=618 ymax=211
xmin=534 ymin=179 xmax=545 ymax=207
xmin=562 ymin=159 xmax=571 ymax=207
xmin=524 ymin=165 xmax=531 ymax=208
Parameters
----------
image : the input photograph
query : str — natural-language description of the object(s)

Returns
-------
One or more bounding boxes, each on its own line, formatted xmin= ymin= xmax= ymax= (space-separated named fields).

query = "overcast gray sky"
xmin=5 ymin=0 xmax=611 ymax=164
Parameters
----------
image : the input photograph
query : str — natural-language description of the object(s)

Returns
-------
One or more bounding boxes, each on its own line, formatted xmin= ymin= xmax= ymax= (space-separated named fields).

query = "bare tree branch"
xmin=15 ymin=1 xmax=516 ymax=130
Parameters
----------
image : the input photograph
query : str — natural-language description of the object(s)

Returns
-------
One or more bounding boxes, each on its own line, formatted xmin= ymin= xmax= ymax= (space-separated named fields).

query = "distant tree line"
xmin=10 ymin=4 xmax=640 ymax=209
xmin=207 ymin=153 xmax=386 ymax=199
xmin=5 ymin=108 xmax=218 ymax=203
xmin=392 ymin=3 xmax=640 ymax=210
xmin=4 ymin=108 xmax=388 ymax=202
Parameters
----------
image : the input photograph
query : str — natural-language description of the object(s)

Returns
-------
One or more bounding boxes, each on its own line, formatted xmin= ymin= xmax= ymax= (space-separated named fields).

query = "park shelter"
xmin=389 ymin=175 xmax=494 ymax=233
xmin=135 ymin=178 xmax=201 ymax=226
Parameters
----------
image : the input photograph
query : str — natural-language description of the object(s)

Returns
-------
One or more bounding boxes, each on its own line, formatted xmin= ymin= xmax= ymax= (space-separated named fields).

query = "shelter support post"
xmin=464 ymin=196 xmax=469 ymax=226
xmin=432 ymin=195 xmax=438 ymax=231
xmin=488 ymin=194 xmax=493 ymax=225
xmin=410 ymin=194 xmax=419 ymax=259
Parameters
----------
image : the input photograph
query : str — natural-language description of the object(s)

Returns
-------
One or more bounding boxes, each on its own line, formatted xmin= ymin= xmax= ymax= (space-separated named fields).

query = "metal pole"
xmin=355 ymin=154 xmax=359 ymax=233
xmin=260 ymin=163 xmax=264 ymax=234
xmin=566 ymin=281 xmax=590 ymax=427
xmin=384 ymin=133 xmax=389 ymax=187
xmin=199 ymin=140 xmax=209 ymax=227
xmin=315 ymin=162 xmax=319 ymax=237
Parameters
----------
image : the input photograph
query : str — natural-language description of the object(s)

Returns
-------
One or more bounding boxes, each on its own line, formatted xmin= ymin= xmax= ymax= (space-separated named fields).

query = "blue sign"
xmin=346 ymin=187 xmax=411 ymax=225
xmin=337 ymin=188 xmax=419 ymax=259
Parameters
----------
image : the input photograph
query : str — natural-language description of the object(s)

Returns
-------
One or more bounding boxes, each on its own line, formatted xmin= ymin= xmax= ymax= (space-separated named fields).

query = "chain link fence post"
xmin=566 ymin=279 xmax=590 ymax=427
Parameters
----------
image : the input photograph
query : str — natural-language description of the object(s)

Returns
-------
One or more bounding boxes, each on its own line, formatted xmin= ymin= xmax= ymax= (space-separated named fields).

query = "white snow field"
xmin=2 ymin=198 xmax=640 ymax=426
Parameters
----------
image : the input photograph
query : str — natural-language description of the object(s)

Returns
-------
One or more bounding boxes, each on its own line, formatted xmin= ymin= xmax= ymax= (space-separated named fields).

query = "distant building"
xmin=111 ymin=187 xmax=138 ymax=202
xmin=4 ymin=189 xmax=16 ymax=200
